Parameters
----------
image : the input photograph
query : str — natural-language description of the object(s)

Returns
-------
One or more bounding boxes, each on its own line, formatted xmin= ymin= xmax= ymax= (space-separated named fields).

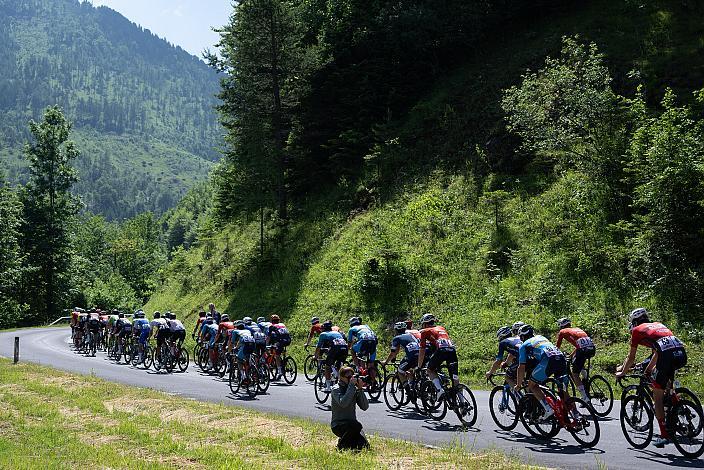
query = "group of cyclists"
xmin=69 ymin=304 xmax=701 ymax=457
xmin=70 ymin=307 xmax=187 ymax=368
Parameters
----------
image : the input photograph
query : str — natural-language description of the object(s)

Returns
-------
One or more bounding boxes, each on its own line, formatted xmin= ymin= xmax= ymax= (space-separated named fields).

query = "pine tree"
xmin=20 ymin=106 xmax=80 ymax=323
xmin=0 ymin=172 xmax=25 ymax=327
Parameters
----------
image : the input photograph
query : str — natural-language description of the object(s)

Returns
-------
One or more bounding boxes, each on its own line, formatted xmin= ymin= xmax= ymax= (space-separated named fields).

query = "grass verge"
xmin=0 ymin=359 xmax=537 ymax=469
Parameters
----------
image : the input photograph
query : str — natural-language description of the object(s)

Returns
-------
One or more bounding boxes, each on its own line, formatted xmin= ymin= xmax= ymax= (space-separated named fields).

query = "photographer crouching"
xmin=331 ymin=366 xmax=370 ymax=451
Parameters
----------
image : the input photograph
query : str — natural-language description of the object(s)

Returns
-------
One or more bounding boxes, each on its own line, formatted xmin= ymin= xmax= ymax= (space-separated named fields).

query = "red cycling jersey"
xmin=218 ymin=322 xmax=235 ymax=335
xmin=556 ymin=327 xmax=592 ymax=349
xmin=420 ymin=326 xmax=455 ymax=350
xmin=310 ymin=324 xmax=341 ymax=336
xmin=630 ymin=322 xmax=673 ymax=349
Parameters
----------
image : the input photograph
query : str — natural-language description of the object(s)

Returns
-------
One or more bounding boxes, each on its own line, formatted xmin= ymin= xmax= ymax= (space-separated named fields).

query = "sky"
xmin=88 ymin=1 xmax=233 ymax=58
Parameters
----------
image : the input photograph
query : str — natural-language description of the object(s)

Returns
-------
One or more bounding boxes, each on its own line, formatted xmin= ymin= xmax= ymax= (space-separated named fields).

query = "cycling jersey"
xmin=99 ymin=315 xmax=109 ymax=325
xmin=406 ymin=329 xmax=421 ymax=340
xmin=217 ymin=321 xmax=235 ymax=341
xmin=231 ymin=329 xmax=255 ymax=360
xmin=496 ymin=337 xmax=521 ymax=361
xmin=150 ymin=317 xmax=168 ymax=331
xmin=390 ymin=333 xmax=422 ymax=357
xmin=108 ymin=315 xmax=118 ymax=328
xmin=203 ymin=323 xmax=219 ymax=346
xmin=556 ymin=327 xmax=594 ymax=350
xmin=347 ymin=325 xmax=377 ymax=343
xmin=115 ymin=318 xmax=132 ymax=335
xmin=317 ymin=331 xmax=348 ymax=349
xmin=630 ymin=322 xmax=674 ymax=349
xmin=518 ymin=335 xmax=562 ymax=364
xmin=310 ymin=324 xmax=341 ymax=337
xmin=245 ymin=323 xmax=267 ymax=344
xmin=269 ymin=323 xmax=291 ymax=345
xmin=419 ymin=326 xmax=455 ymax=351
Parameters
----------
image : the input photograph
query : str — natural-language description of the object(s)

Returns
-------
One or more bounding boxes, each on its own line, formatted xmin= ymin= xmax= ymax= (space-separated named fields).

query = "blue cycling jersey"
xmin=317 ymin=331 xmax=347 ymax=349
xmin=347 ymin=325 xmax=376 ymax=343
xmin=232 ymin=328 xmax=255 ymax=344
xmin=518 ymin=335 xmax=562 ymax=364
xmin=497 ymin=337 xmax=522 ymax=361
xmin=245 ymin=323 xmax=267 ymax=343
xmin=133 ymin=318 xmax=150 ymax=332
xmin=390 ymin=333 xmax=422 ymax=356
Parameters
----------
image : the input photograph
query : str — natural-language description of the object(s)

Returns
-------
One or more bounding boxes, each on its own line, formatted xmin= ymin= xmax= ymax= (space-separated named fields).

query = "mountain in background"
xmin=0 ymin=0 xmax=222 ymax=219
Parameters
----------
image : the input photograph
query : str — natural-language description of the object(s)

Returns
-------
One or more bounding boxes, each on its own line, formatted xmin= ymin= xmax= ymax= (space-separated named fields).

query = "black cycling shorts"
xmin=570 ymin=346 xmax=596 ymax=375
xmin=325 ymin=345 xmax=348 ymax=367
xmin=654 ymin=347 xmax=687 ymax=390
xmin=399 ymin=352 xmax=419 ymax=372
xmin=505 ymin=361 xmax=519 ymax=380
xmin=427 ymin=347 xmax=458 ymax=378
xmin=156 ymin=329 xmax=171 ymax=344
xmin=171 ymin=330 xmax=186 ymax=344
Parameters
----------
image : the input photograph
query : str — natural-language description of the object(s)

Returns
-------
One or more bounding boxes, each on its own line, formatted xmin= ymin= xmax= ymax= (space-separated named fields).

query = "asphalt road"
xmin=0 ymin=327 xmax=701 ymax=469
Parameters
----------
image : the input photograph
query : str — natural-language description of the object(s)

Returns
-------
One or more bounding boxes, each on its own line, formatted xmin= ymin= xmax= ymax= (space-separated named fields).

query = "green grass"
xmin=0 ymin=359 xmax=534 ymax=469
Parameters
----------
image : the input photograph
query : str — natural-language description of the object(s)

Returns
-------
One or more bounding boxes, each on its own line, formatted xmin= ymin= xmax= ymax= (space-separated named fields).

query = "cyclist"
xmin=114 ymin=313 xmax=133 ymax=356
xmin=150 ymin=311 xmax=169 ymax=352
xmin=166 ymin=312 xmax=186 ymax=356
xmin=511 ymin=321 xmax=525 ymax=337
xmin=192 ymin=311 xmax=207 ymax=341
xmin=244 ymin=317 xmax=267 ymax=357
xmin=200 ymin=316 xmax=219 ymax=368
xmin=132 ymin=311 xmax=150 ymax=362
xmin=382 ymin=321 xmax=423 ymax=394
xmin=315 ymin=320 xmax=349 ymax=392
xmin=230 ymin=320 xmax=256 ymax=380
xmin=347 ymin=317 xmax=378 ymax=372
xmin=86 ymin=310 xmax=102 ymax=355
xmin=616 ymin=308 xmax=687 ymax=447
xmin=555 ymin=317 xmax=595 ymax=401
xmin=486 ymin=326 xmax=521 ymax=388
xmin=417 ymin=314 xmax=458 ymax=401
xmin=211 ymin=314 xmax=234 ymax=364
xmin=99 ymin=311 xmax=109 ymax=340
xmin=257 ymin=316 xmax=272 ymax=339
xmin=515 ymin=324 xmax=568 ymax=419
xmin=268 ymin=314 xmax=292 ymax=377
xmin=70 ymin=307 xmax=81 ymax=338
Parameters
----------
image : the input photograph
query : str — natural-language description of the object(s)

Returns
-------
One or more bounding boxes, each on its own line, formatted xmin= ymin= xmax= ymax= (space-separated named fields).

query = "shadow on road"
xmin=630 ymin=448 xmax=704 ymax=468
xmin=493 ymin=430 xmax=604 ymax=455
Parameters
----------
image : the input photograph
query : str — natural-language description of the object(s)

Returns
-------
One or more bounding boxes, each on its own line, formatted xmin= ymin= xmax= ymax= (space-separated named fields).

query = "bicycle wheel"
xmin=568 ymin=397 xmax=601 ymax=448
xmin=670 ymin=399 xmax=704 ymax=458
xmin=587 ymin=375 xmax=614 ymax=417
xmin=177 ymin=348 xmax=189 ymax=372
xmin=130 ymin=344 xmax=140 ymax=366
xmin=164 ymin=345 xmax=175 ymax=373
xmin=256 ymin=361 xmax=270 ymax=394
xmin=620 ymin=394 xmax=653 ymax=449
xmin=620 ymin=384 xmax=639 ymax=403
xmin=90 ymin=335 xmax=97 ymax=356
xmin=215 ymin=353 xmax=227 ymax=377
xmin=676 ymin=387 xmax=703 ymax=411
xmin=421 ymin=381 xmax=447 ymax=421
xmin=229 ymin=367 xmax=241 ymax=395
xmin=283 ymin=356 xmax=297 ymax=384
xmin=489 ymin=385 xmax=519 ymax=431
xmin=244 ymin=368 xmax=258 ymax=398
xmin=198 ymin=348 xmax=209 ymax=372
xmin=366 ymin=365 xmax=382 ymax=401
xmin=453 ymin=384 xmax=478 ymax=428
xmin=314 ymin=372 xmax=330 ymax=404
xmin=144 ymin=345 xmax=153 ymax=369
xmin=518 ymin=394 xmax=558 ymax=438
xmin=383 ymin=374 xmax=405 ymax=411
xmin=153 ymin=347 xmax=163 ymax=371
xmin=304 ymin=354 xmax=318 ymax=381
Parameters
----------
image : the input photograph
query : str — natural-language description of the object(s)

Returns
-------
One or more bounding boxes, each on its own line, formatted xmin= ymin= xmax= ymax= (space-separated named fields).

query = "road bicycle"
xmin=263 ymin=346 xmax=297 ymax=384
xmin=228 ymin=352 xmax=268 ymax=398
xmin=619 ymin=370 xmax=703 ymax=457
xmin=130 ymin=340 xmax=154 ymax=369
xmin=547 ymin=358 xmax=613 ymax=418
xmin=304 ymin=347 xmax=319 ymax=381
xmin=153 ymin=337 xmax=189 ymax=373
xmin=518 ymin=378 xmax=600 ymax=448
xmin=420 ymin=366 xmax=477 ymax=428
xmin=488 ymin=372 xmax=521 ymax=431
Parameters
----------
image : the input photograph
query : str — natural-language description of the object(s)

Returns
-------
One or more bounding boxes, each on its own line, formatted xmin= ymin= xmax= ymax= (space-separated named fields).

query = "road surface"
xmin=0 ymin=328 xmax=700 ymax=469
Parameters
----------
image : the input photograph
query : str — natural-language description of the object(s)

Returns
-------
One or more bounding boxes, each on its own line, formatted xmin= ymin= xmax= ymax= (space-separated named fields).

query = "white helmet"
xmin=629 ymin=308 xmax=649 ymax=323
xmin=557 ymin=317 xmax=571 ymax=329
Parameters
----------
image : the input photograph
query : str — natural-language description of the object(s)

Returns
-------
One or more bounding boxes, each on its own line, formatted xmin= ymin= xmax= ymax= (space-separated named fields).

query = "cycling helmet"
xmin=256 ymin=316 xmax=266 ymax=323
xmin=557 ymin=317 xmax=571 ymax=329
xmin=220 ymin=314 xmax=230 ymax=322
xmin=629 ymin=307 xmax=648 ymax=322
xmin=420 ymin=314 xmax=436 ymax=326
xmin=198 ymin=311 xmax=206 ymax=317
xmin=243 ymin=316 xmax=253 ymax=324
xmin=204 ymin=318 xmax=214 ymax=325
xmin=511 ymin=321 xmax=525 ymax=336
xmin=349 ymin=316 xmax=361 ymax=327
xmin=311 ymin=316 xmax=320 ymax=325
xmin=322 ymin=320 xmax=333 ymax=332
xmin=153 ymin=311 xmax=161 ymax=318
xmin=136 ymin=312 xmax=145 ymax=319
xmin=393 ymin=321 xmax=407 ymax=333
xmin=271 ymin=314 xmax=280 ymax=323
xmin=170 ymin=313 xmax=177 ymax=320
xmin=234 ymin=320 xmax=244 ymax=328
xmin=118 ymin=312 xmax=125 ymax=318
xmin=518 ymin=324 xmax=535 ymax=341
xmin=496 ymin=326 xmax=512 ymax=341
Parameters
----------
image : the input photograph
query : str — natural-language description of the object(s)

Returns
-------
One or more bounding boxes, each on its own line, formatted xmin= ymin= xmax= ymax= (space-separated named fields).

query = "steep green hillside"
xmin=146 ymin=0 xmax=704 ymax=391
xmin=0 ymin=0 xmax=220 ymax=219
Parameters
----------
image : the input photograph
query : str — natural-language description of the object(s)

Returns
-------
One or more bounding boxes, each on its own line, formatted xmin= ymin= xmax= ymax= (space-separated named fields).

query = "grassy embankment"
xmin=145 ymin=0 xmax=704 ymax=393
xmin=0 ymin=359 xmax=532 ymax=469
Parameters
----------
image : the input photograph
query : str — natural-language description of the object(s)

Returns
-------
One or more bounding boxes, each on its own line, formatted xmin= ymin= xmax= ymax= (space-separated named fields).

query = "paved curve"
xmin=1 ymin=328 xmax=701 ymax=470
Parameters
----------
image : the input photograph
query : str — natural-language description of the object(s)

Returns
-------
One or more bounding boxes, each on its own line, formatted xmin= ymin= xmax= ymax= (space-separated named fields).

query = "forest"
xmin=0 ymin=0 xmax=220 ymax=219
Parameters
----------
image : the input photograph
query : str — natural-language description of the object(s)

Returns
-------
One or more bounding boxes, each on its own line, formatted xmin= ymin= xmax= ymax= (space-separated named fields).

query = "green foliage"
xmin=627 ymin=89 xmax=704 ymax=315
xmin=84 ymin=272 xmax=139 ymax=312
xmin=19 ymin=106 xmax=80 ymax=323
xmin=0 ymin=173 xmax=26 ymax=327
xmin=0 ymin=0 xmax=219 ymax=219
